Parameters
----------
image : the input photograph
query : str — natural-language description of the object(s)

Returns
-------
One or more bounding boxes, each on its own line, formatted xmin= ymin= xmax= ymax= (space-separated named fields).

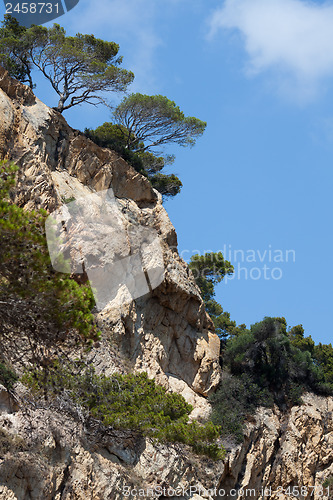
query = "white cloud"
xmin=208 ymin=0 xmax=333 ymax=101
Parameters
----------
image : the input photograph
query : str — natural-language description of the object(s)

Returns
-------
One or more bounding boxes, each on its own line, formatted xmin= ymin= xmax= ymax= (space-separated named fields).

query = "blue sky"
xmin=2 ymin=0 xmax=333 ymax=344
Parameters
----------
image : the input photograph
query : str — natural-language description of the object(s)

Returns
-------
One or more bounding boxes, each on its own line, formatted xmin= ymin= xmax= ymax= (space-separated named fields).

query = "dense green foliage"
xmin=24 ymin=365 xmax=225 ymax=460
xmin=84 ymin=123 xmax=146 ymax=173
xmin=149 ymin=173 xmax=183 ymax=199
xmin=0 ymin=161 xmax=99 ymax=371
xmin=0 ymin=362 xmax=18 ymax=391
xmin=189 ymin=252 xmax=234 ymax=302
xmin=0 ymin=14 xmax=33 ymax=87
xmin=113 ymin=93 xmax=207 ymax=152
xmin=0 ymin=15 xmax=134 ymax=112
xmin=210 ymin=373 xmax=272 ymax=442
xmin=190 ymin=252 xmax=333 ymax=441
xmin=85 ymin=93 xmax=206 ymax=199
xmin=210 ymin=316 xmax=333 ymax=440
xmin=323 ymin=476 xmax=333 ymax=489
xmin=0 ymin=16 xmax=203 ymax=198
xmin=224 ymin=318 xmax=316 ymax=397
xmin=289 ymin=324 xmax=315 ymax=354
xmin=313 ymin=342 xmax=333 ymax=386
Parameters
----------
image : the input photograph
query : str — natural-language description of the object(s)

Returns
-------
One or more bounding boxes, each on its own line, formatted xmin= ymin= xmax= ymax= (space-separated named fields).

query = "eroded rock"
xmin=0 ymin=66 xmax=221 ymax=402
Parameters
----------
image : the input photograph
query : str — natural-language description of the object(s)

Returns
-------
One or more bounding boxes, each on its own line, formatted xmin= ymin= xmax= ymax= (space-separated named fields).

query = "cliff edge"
xmin=0 ymin=66 xmax=221 ymax=409
xmin=0 ymin=68 xmax=333 ymax=500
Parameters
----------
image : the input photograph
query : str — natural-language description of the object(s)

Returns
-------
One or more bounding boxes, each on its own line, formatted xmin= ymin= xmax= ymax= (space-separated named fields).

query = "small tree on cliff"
xmin=113 ymin=93 xmax=207 ymax=153
xmin=85 ymin=94 xmax=206 ymax=199
xmin=189 ymin=252 xmax=247 ymax=341
xmin=0 ymin=15 xmax=134 ymax=112
xmin=0 ymin=15 xmax=33 ymax=88
xmin=189 ymin=252 xmax=234 ymax=302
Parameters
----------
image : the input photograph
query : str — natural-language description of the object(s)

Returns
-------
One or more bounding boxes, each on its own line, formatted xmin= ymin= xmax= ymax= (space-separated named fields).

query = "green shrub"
xmin=313 ymin=343 xmax=333 ymax=389
xmin=84 ymin=126 xmax=146 ymax=174
xmin=223 ymin=317 xmax=333 ymax=403
xmin=23 ymin=363 xmax=225 ymax=460
xmin=210 ymin=372 xmax=272 ymax=443
xmin=83 ymin=126 xmax=183 ymax=199
xmin=288 ymin=382 xmax=304 ymax=405
xmin=156 ymin=420 xmax=224 ymax=460
xmin=61 ymin=195 xmax=76 ymax=204
xmin=0 ymin=362 xmax=18 ymax=391
xmin=323 ymin=476 xmax=333 ymax=488
xmin=150 ymin=173 xmax=182 ymax=199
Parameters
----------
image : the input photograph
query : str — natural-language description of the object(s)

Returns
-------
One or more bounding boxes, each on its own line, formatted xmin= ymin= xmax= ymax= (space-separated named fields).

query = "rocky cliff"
xmin=0 ymin=66 xmax=221 ymax=413
xmin=0 ymin=68 xmax=333 ymax=500
xmin=0 ymin=388 xmax=333 ymax=500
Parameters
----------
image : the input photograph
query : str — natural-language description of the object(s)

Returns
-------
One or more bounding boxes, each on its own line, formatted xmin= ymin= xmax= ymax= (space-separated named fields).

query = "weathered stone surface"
xmin=0 ymin=385 xmax=19 ymax=414
xmin=0 ymin=393 xmax=333 ymax=499
xmin=0 ymin=66 xmax=221 ymax=402
xmin=0 ymin=405 xmax=224 ymax=500
xmin=219 ymin=393 xmax=333 ymax=500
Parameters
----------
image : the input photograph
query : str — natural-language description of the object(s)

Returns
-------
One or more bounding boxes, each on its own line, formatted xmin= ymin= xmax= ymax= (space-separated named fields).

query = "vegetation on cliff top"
xmin=190 ymin=251 xmax=333 ymax=441
xmin=0 ymin=15 xmax=206 ymax=199
xmin=84 ymin=93 xmax=206 ymax=199
xmin=0 ymin=15 xmax=134 ymax=112
xmin=189 ymin=253 xmax=247 ymax=340
xmin=84 ymin=121 xmax=184 ymax=199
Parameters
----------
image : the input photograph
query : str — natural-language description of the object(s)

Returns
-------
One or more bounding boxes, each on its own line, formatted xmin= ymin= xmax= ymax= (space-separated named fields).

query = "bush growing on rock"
xmin=210 ymin=372 xmax=272 ymax=443
xmin=23 ymin=364 xmax=225 ymax=460
xmin=84 ymin=122 xmax=183 ymax=199
xmin=85 ymin=93 xmax=206 ymax=200
xmin=0 ymin=362 xmax=18 ymax=391
xmin=210 ymin=316 xmax=333 ymax=441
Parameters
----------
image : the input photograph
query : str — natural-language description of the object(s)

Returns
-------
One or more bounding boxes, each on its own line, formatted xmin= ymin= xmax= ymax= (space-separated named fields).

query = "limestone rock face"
xmin=219 ymin=393 xmax=333 ymax=500
xmin=1 ymin=392 xmax=333 ymax=499
xmin=0 ymin=66 xmax=221 ymax=401
xmin=0 ymin=403 xmax=224 ymax=500
xmin=0 ymin=385 xmax=18 ymax=414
